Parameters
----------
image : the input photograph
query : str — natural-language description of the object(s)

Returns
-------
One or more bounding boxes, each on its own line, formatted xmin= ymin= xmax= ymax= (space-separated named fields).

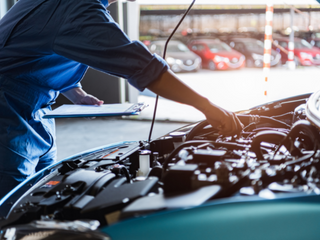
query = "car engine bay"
xmin=1 ymin=91 xmax=320 ymax=234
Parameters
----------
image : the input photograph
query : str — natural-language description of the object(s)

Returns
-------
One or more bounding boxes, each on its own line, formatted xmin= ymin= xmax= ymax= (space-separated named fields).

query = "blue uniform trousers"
xmin=0 ymin=74 xmax=57 ymax=198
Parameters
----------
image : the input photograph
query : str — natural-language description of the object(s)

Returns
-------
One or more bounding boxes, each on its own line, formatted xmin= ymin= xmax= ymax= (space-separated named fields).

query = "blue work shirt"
xmin=0 ymin=0 xmax=168 ymax=183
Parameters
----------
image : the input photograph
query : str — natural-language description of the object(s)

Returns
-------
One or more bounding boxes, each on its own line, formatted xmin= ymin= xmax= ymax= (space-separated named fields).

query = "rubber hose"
xmin=251 ymin=130 xmax=288 ymax=160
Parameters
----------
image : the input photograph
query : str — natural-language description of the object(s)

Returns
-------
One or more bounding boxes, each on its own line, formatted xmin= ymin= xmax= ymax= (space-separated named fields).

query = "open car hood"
xmin=1 ymin=91 xmax=320 ymax=240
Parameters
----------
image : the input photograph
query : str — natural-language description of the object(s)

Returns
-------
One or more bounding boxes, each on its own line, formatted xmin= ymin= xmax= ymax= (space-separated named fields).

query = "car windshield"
xmin=314 ymin=40 xmax=320 ymax=48
xmin=242 ymin=40 xmax=264 ymax=51
xmin=167 ymin=42 xmax=191 ymax=52
xmin=295 ymin=39 xmax=313 ymax=49
xmin=207 ymin=42 xmax=232 ymax=52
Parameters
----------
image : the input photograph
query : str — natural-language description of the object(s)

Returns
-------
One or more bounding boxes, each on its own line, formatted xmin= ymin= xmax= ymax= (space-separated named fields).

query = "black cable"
xmin=162 ymin=140 xmax=212 ymax=171
xmin=242 ymin=116 xmax=291 ymax=132
xmin=251 ymin=127 xmax=290 ymax=133
xmin=185 ymin=115 xmax=291 ymax=142
xmin=271 ymin=112 xmax=294 ymax=120
xmin=120 ymin=166 xmax=132 ymax=184
xmin=185 ymin=120 xmax=210 ymax=141
xmin=250 ymin=130 xmax=288 ymax=160
xmin=272 ymin=120 xmax=320 ymax=160
xmin=148 ymin=95 xmax=159 ymax=142
xmin=285 ymin=142 xmax=318 ymax=168
xmin=162 ymin=140 xmax=248 ymax=171
xmin=148 ymin=0 xmax=196 ymax=143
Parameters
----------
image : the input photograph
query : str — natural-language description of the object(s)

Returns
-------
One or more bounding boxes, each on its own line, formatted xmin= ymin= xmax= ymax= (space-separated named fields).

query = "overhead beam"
xmin=140 ymin=7 xmax=320 ymax=16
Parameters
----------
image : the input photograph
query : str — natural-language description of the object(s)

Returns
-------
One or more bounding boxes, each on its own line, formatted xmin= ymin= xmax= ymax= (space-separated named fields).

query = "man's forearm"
xmin=146 ymin=69 xmax=243 ymax=136
xmin=61 ymin=87 xmax=87 ymax=104
xmin=61 ymin=87 xmax=103 ymax=106
xmin=146 ymin=70 xmax=212 ymax=112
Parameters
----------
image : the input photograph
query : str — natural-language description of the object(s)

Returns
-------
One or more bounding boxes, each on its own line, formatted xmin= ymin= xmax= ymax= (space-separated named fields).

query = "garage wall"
xmin=140 ymin=10 xmax=319 ymax=35
xmin=0 ymin=0 xmax=16 ymax=19
xmin=122 ymin=1 xmax=140 ymax=104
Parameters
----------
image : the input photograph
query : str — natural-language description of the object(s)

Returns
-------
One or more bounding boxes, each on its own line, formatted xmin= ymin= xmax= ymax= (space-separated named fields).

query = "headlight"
xmin=176 ymin=59 xmax=183 ymax=65
xmin=300 ymin=52 xmax=313 ymax=60
xmin=166 ymin=57 xmax=176 ymax=64
xmin=214 ymin=55 xmax=222 ymax=62
xmin=195 ymin=57 xmax=202 ymax=63
xmin=214 ymin=56 xmax=229 ymax=63
xmin=252 ymin=53 xmax=264 ymax=60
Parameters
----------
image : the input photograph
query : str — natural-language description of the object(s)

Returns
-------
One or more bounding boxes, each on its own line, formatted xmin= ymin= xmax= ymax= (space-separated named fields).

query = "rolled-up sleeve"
xmin=60 ymin=82 xmax=82 ymax=93
xmin=53 ymin=1 xmax=169 ymax=91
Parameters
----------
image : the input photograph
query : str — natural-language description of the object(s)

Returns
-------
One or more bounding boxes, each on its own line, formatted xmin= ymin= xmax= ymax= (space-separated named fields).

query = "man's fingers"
xmin=96 ymin=100 xmax=104 ymax=106
xmin=218 ymin=113 xmax=243 ymax=136
xmin=80 ymin=95 xmax=104 ymax=106
xmin=233 ymin=113 xmax=244 ymax=134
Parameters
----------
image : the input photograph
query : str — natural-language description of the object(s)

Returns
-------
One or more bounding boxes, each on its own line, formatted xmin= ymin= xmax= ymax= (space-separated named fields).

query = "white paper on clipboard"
xmin=43 ymin=103 xmax=148 ymax=118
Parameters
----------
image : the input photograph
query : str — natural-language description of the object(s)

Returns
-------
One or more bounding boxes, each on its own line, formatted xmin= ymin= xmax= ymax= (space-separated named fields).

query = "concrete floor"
xmin=55 ymin=118 xmax=185 ymax=160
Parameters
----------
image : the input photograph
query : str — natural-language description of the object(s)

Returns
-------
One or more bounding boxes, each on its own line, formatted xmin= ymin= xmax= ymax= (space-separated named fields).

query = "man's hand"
xmin=62 ymin=88 xmax=104 ymax=106
xmin=74 ymin=94 xmax=104 ymax=105
xmin=146 ymin=70 xmax=243 ymax=137
xmin=201 ymin=101 xmax=243 ymax=136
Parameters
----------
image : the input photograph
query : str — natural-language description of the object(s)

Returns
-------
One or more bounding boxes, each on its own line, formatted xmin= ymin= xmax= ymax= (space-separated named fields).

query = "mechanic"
xmin=0 ymin=0 xmax=243 ymax=199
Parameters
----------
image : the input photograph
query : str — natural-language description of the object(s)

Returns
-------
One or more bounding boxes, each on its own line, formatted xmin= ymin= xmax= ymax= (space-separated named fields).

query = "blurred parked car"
xmin=294 ymin=31 xmax=315 ymax=42
xmin=293 ymin=31 xmax=320 ymax=51
xmin=310 ymin=38 xmax=320 ymax=49
xmin=273 ymin=36 xmax=320 ymax=66
xmin=227 ymin=38 xmax=281 ymax=68
xmin=149 ymin=40 xmax=201 ymax=73
xmin=188 ymin=39 xmax=245 ymax=70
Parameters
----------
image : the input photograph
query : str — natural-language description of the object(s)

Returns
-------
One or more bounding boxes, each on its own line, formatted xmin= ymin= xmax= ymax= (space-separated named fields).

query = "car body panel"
xmin=227 ymin=38 xmax=281 ymax=68
xmin=273 ymin=36 xmax=320 ymax=65
xmin=104 ymin=195 xmax=320 ymax=240
xmin=188 ymin=39 xmax=245 ymax=70
xmin=149 ymin=40 xmax=201 ymax=73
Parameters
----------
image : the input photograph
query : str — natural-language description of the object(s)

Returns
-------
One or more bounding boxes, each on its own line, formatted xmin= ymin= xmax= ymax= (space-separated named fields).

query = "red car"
xmin=188 ymin=39 xmax=246 ymax=70
xmin=273 ymin=36 xmax=320 ymax=66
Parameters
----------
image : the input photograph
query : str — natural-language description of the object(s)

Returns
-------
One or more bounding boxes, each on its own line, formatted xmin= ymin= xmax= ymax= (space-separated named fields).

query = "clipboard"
xmin=43 ymin=103 xmax=148 ymax=118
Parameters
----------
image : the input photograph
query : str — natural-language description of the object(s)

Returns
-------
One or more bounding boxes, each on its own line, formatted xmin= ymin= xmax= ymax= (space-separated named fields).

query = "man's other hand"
xmin=76 ymin=94 xmax=104 ymax=106
xmin=62 ymin=87 xmax=104 ymax=106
